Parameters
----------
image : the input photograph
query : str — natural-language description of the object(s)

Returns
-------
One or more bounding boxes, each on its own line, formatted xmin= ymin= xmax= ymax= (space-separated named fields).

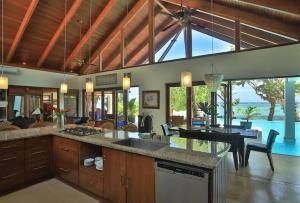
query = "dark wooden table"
xmin=169 ymin=125 xmax=259 ymax=168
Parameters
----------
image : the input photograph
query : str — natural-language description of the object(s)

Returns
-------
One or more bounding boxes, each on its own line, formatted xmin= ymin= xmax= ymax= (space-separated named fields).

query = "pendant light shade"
xmin=204 ymin=73 xmax=223 ymax=92
xmin=123 ymin=74 xmax=131 ymax=91
xmin=60 ymin=83 xmax=68 ymax=94
xmin=0 ymin=76 xmax=8 ymax=89
xmin=181 ymin=71 xmax=192 ymax=87
xmin=86 ymin=81 xmax=94 ymax=93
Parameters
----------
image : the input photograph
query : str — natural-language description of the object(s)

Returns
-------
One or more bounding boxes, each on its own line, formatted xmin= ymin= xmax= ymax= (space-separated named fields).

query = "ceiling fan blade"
xmin=162 ymin=22 xmax=178 ymax=32
xmin=191 ymin=22 xmax=205 ymax=29
xmin=160 ymin=11 xmax=174 ymax=18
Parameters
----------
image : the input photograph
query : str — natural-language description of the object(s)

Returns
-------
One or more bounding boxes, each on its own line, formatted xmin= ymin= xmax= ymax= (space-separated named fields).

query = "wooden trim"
xmin=235 ymin=20 xmax=241 ymax=51
xmin=80 ymin=0 xmax=148 ymax=74
xmin=64 ymin=0 xmax=117 ymax=69
xmin=6 ymin=0 xmax=39 ymax=62
xmin=37 ymin=0 xmax=83 ymax=67
xmin=148 ymin=0 xmax=155 ymax=63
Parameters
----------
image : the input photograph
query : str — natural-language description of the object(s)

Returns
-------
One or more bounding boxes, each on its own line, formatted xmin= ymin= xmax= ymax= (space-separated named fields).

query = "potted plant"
xmin=237 ymin=105 xmax=260 ymax=129
xmin=48 ymin=105 xmax=71 ymax=129
xmin=128 ymin=98 xmax=138 ymax=123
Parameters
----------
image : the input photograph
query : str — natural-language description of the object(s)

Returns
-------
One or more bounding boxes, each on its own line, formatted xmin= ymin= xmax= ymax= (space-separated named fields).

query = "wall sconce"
xmin=86 ymin=80 xmax=94 ymax=93
xmin=123 ymin=73 xmax=131 ymax=91
xmin=60 ymin=83 xmax=68 ymax=94
xmin=0 ymin=76 xmax=8 ymax=89
xmin=181 ymin=71 xmax=192 ymax=87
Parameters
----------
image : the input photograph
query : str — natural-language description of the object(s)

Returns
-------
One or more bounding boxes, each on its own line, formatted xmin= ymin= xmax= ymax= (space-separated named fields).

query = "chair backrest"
xmin=223 ymin=124 xmax=246 ymax=130
xmin=161 ymin=123 xmax=172 ymax=136
xmin=123 ymin=124 xmax=138 ymax=132
xmin=86 ymin=120 xmax=95 ymax=127
xmin=170 ymin=116 xmax=184 ymax=126
xmin=266 ymin=129 xmax=279 ymax=151
xmin=95 ymin=120 xmax=115 ymax=131
xmin=0 ymin=125 xmax=21 ymax=131
xmin=29 ymin=122 xmax=49 ymax=128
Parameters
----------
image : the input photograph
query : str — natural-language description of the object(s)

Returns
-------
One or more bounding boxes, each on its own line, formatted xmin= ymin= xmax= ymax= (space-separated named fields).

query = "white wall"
xmin=73 ymin=44 xmax=300 ymax=134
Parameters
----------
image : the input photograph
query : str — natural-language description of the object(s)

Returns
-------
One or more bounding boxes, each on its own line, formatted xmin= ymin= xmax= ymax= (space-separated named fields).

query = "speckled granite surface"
xmin=0 ymin=126 xmax=230 ymax=169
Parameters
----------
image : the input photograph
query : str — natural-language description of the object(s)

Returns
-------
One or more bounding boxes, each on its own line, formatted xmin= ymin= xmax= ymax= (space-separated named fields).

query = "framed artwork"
xmin=142 ymin=91 xmax=160 ymax=109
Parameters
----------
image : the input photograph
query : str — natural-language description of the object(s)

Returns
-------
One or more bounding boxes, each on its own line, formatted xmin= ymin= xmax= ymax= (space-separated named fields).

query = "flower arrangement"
xmin=47 ymin=104 xmax=71 ymax=118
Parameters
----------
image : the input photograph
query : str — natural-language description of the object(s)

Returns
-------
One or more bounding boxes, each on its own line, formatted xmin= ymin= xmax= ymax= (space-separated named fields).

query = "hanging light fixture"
xmin=0 ymin=0 xmax=8 ymax=89
xmin=60 ymin=0 xmax=68 ymax=94
xmin=85 ymin=0 xmax=94 ymax=92
xmin=204 ymin=0 xmax=223 ymax=92
xmin=123 ymin=73 xmax=131 ymax=91
xmin=181 ymin=71 xmax=192 ymax=87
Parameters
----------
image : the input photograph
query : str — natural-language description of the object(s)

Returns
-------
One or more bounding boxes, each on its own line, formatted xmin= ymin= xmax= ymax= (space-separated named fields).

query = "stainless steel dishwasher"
xmin=155 ymin=160 xmax=209 ymax=203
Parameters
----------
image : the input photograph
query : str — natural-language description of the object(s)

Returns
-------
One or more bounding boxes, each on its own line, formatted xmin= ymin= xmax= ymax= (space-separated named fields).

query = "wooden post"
xmin=186 ymin=87 xmax=192 ymax=128
xmin=148 ymin=0 xmax=155 ymax=63
xmin=184 ymin=22 xmax=192 ymax=58
xmin=235 ymin=20 xmax=241 ymax=51
xmin=123 ymin=90 xmax=129 ymax=125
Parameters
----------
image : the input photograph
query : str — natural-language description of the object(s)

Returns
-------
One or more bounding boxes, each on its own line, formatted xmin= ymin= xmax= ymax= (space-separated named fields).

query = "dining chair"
xmin=29 ymin=122 xmax=49 ymax=128
xmin=245 ymin=129 xmax=279 ymax=171
xmin=179 ymin=128 xmax=243 ymax=171
xmin=123 ymin=124 xmax=138 ymax=132
xmin=95 ymin=120 xmax=115 ymax=131
xmin=161 ymin=123 xmax=173 ymax=136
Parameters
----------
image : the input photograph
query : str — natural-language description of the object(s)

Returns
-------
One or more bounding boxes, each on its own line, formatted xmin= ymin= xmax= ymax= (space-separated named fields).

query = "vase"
xmin=56 ymin=115 xmax=65 ymax=129
xmin=205 ymin=114 xmax=210 ymax=130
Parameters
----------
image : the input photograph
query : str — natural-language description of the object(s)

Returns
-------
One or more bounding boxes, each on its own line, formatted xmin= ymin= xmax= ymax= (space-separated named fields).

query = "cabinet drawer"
xmin=25 ymin=163 xmax=50 ymax=182
xmin=0 ymin=151 xmax=24 ymax=176
xmin=79 ymin=166 xmax=103 ymax=197
xmin=0 ymin=169 xmax=24 ymax=191
xmin=53 ymin=137 xmax=79 ymax=154
xmin=26 ymin=148 xmax=50 ymax=162
xmin=55 ymin=152 xmax=78 ymax=184
xmin=25 ymin=136 xmax=51 ymax=158
xmin=0 ymin=140 xmax=24 ymax=155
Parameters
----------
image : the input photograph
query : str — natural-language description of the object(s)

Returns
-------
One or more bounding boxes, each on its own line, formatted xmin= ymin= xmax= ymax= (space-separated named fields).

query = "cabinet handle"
xmin=1 ymin=145 xmax=19 ymax=149
xmin=33 ymin=165 xmax=47 ymax=170
xmin=58 ymin=167 xmax=69 ymax=173
xmin=1 ymin=173 xmax=17 ymax=179
xmin=31 ymin=150 xmax=47 ymax=155
xmin=61 ymin=147 xmax=69 ymax=152
xmin=103 ymin=155 xmax=106 ymax=161
xmin=120 ymin=175 xmax=125 ymax=186
xmin=126 ymin=177 xmax=130 ymax=189
xmin=1 ymin=156 xmax=17 ymax=161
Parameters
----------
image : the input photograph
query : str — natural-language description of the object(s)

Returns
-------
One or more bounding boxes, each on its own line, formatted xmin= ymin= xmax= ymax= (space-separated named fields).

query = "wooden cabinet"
xmin=103 ymin=148 xmax=155 ymax=203
xmin=79 ymin=166 xmax=104 ymax=197
xmin=25 ymin=136 xmax=52 ymax=183
xmin=0 ymin=140 xmax=24 ymax=191
xmin=53 ymin=137 xmax=79 ymax=185
xmin=103 ymin=148 xmax=126 ymax=203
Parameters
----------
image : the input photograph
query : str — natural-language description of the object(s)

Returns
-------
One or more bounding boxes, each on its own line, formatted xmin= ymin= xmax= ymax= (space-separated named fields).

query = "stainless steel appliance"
xmin=155 ymin=160 xmax=209 ymax=203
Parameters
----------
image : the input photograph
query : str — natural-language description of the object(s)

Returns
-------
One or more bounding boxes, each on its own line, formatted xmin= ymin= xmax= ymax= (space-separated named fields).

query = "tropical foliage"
xmin=237 ymin=105 xmax=261 ymax=122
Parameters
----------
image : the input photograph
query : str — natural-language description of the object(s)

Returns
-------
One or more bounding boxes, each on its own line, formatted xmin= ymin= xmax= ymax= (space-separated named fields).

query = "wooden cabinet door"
xmin=103 ymin=148 xmax=126 ymax=203
xmin=126 ymin=153 xmax=155 ymax=203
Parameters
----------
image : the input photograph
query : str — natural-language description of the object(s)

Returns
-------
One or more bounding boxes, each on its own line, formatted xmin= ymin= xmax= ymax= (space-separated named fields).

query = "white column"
xmin=284 ymin=78 xmax=296 ymax=141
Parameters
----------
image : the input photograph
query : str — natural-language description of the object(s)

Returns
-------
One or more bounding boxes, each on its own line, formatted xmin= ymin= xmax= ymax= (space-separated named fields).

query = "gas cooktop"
xmin=61 ymin=127 xmax=102 ymax=136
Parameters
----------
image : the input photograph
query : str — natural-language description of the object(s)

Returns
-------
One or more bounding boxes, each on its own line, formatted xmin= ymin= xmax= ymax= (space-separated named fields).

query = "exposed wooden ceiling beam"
xmin=64 ymin=0 xmax=117 ymax=70
xmin=148 ymin=0 xmax=155 ymax=63
xmin=6 ymin=0 xmax=39 ymax=62
xmin=36 ymin=0 xmax=82 ymax=67
xmin=238 ymin=0 xmax=300 ymax=15
xmin=80 ymin=0 xmax=147 ymax=74
xmin=162 ymin=0 xmax=300 ymax=40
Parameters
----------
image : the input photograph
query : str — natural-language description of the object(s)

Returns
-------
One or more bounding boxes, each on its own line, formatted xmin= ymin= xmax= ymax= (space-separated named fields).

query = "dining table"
xmin=169 ymin=125 xmax=260 ymax=167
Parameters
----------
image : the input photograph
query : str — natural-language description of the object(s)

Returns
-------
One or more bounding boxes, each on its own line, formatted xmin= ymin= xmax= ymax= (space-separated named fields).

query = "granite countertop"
xmin=0 ymin=126 xmax=230 ymax=169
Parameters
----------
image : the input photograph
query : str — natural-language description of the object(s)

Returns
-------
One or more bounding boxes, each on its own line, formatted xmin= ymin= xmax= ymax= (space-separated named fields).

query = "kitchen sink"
xmin=113 ymin=138 xmax=167 ymax=151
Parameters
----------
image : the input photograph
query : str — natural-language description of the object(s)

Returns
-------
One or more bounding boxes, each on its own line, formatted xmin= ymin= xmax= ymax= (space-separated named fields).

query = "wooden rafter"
xmin=64 ymin=0 xmax=117 ymax=70
xmin=148 ymin=0 xmax=155 ymax=63
xmin=238 ymin=0 xmax=300 ymax=15
xmin=163 ymin=0 xmax=300 ymax=39
xmin=80 ymin=0 xmax=147 ymax=74
xmin=6 ymin=0 xmax=39 ymax=62
xmin=36 ymin=0 xmax=82 ymax=67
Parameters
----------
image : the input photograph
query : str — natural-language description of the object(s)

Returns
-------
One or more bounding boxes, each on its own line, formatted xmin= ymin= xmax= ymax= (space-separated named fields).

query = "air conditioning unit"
xmin=2 ymin=66 xmax=19 ymax=75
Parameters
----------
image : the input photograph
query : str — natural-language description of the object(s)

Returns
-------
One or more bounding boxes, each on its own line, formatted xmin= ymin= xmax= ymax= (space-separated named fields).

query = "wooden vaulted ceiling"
xmin=0 ymin=0 xmax=299 ymax=75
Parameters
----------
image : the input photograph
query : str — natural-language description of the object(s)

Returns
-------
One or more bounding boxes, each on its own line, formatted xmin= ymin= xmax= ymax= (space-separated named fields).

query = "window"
xmin=64 ymin=90 xmax=78 ymax=118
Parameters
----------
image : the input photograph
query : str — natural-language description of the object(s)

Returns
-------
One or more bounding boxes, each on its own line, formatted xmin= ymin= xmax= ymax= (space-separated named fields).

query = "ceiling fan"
xmin=160 ymin=0 xmax=204 ymax=32
xmin=71 ymin=18 xmax=97 ymax=68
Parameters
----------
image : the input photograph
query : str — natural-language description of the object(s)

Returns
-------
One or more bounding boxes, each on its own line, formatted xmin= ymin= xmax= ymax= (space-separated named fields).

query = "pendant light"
xmin=181 ymin=71 xmax=192 ymax=87
xmin=85 ymin=0 xmax=94 ymax=93
xmin=0 ymin=0 xmax=8 ymax=89
xmin=123 ymin=73 xmax=131 ymax=91
xmin=60 ymin=0 xmax=68 ymax=94
xmin=204 ymin=0 xmax=223 ymax=92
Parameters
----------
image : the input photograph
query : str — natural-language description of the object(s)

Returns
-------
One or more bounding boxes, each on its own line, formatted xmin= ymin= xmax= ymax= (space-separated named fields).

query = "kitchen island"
xmin=0 ymin=126 xmax=230 ymax=203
